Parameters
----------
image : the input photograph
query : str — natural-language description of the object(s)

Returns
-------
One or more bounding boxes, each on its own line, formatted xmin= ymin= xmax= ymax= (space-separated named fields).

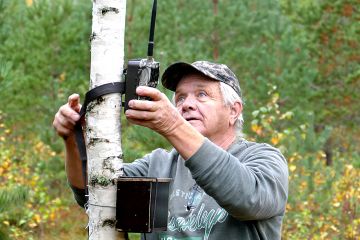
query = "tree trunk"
xmin=324 ymin=136 xmax=333 ymax=166
xmin=86 ymin=0 xmax=127 ymax=239
xmin=212 ymin=0 xmax=219 ymax=60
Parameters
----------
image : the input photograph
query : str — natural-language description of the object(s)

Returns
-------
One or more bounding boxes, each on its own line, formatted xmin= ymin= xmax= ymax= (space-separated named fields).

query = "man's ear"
xmin=229 ymin=101 xmax=242 ymax=126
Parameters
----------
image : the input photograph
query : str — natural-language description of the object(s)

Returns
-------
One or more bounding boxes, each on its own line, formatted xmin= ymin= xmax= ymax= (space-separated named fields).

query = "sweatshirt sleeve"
xmin=185 ymin=138 xmax=288 ymax=221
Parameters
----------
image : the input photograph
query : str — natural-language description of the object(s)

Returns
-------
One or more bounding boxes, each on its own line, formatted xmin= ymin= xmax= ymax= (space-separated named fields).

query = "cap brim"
xmin=161 ymin=62 xmax=206 ymax=91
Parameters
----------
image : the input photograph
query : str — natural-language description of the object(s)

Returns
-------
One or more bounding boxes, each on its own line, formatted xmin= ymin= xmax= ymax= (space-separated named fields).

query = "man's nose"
xmin=181 ymin=95 xmax=197 ymax=111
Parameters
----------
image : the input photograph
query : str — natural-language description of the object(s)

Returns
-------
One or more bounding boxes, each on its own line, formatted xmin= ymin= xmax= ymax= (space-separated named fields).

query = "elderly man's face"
xmin=175 ymin=74 xmax=233 ymax=141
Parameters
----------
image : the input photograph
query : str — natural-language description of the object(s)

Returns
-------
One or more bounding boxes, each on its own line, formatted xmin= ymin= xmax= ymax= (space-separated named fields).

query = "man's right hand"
xmin=53 ymin=93 xmax=82 ymax=140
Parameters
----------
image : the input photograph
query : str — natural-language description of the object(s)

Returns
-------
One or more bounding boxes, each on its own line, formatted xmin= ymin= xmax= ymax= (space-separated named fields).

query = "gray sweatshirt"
xmin=72 ymin=138 xmax=288 ymax=240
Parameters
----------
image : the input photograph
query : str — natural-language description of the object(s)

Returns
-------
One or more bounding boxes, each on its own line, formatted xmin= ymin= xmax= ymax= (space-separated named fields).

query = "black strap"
xmin=80 ymin=82 xmax=126 ymax=116
xmin=74 ymin=82 xmax=125 ymax=205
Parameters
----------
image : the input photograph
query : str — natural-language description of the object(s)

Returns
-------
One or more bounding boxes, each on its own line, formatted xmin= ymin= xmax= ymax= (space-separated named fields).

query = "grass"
xmin=41 ymin=204 xmax=88 ymax=240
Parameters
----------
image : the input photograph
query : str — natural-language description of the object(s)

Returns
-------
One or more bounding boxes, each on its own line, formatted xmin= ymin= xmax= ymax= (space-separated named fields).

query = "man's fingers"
xmin=58 ymin=110 xmax=77 ymax=127
xmin=125 ymin=109 xmax=155 ymax=121
xmin=53 ymin=112 xmax=75 ymax=138
xmin=68 ymin=93 xmax=81 ymax=112
xmin=136 ymin=86 xmax=163 ymax=101
xmin=128 ymin=99 xmax=157 ymax=112
xmin=54 ymin=111 xmax=76 ymax=133
xmin=59 ymin=104 xmax=81 ymax=122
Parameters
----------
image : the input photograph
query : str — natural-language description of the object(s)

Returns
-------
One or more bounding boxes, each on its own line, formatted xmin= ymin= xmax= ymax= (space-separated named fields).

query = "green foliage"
xmin=0 ymin=111 xmax=69 ymax=239
xmin=0 ymin=0 xmax=91 ymax=142
xmin=280 ymin=0 xmax=360 ymax=153
xmin=248 ymin=89 xmax=359 ymax=239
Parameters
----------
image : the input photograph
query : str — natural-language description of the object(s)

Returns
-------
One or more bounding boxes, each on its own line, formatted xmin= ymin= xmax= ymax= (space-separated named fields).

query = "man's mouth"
xmin=185 ymin=117 xmax=199 ymax=122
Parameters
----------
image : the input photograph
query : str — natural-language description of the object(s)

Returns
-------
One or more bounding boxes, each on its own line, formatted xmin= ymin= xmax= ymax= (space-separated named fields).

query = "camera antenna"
xmin=147 ymin=0 xmax=157 ymax=59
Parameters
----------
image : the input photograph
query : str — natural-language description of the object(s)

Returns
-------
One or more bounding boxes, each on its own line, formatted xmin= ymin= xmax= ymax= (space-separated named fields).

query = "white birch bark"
xmin=85 ymin=0 xmax=127 ymax=239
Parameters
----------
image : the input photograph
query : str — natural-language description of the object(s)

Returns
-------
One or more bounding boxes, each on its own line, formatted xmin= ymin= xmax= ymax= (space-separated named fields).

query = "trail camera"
xmin=124 ymin=58 xmax=159 ymax=111
xmin=124 ymin=0 xmax=160 ymax=111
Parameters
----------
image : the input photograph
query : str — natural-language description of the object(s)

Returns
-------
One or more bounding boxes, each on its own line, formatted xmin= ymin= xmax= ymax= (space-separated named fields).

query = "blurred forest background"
xmin=0 ymin=0 xmax=358 ymax=239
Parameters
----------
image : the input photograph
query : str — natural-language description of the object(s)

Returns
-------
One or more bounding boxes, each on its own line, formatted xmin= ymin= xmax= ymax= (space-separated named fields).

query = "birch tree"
xmin=85 ymin=0 xmax=127 ymax=239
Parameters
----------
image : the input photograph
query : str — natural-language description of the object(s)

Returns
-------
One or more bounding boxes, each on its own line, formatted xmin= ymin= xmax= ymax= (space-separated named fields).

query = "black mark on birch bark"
xmin=103 ymin=155 xmax=123 ymax=173
xmin=88 ymin=137 xmax=110 ymax=147
xmin=90 ymin=32 xmax=97 ymax=42
xmin=87 ymin=96 xmax=105 ymax=112
xmin=96 ymin=96 xmax=105 ymax=105
xmin=101 ymin=7 xmax=119 ymax=15
xmin=102 ymin=219 xmax=116 ymax=228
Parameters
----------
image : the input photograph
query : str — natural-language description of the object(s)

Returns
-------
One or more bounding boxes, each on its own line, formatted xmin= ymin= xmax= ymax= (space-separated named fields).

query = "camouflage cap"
xmin=161 ymin=61 xmax=242 ymax=97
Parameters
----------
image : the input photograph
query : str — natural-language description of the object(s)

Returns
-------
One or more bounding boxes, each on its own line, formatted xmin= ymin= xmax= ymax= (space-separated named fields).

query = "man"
xmin=53 ymin=61 xmax=288 ymax=239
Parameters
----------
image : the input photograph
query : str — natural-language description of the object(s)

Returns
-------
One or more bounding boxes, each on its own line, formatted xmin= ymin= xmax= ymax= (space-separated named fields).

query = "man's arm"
xmin=186 ymin=139 xmax=289 ymax=220
xmin=53 ymin=94 xmax=84 ymax=189
xmin=63 ymin=135 xmax=84 ymax=189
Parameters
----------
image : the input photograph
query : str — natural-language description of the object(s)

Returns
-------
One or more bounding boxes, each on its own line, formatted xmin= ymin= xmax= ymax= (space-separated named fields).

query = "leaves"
xmin=0 ymin=112 xmax=67 ymax=238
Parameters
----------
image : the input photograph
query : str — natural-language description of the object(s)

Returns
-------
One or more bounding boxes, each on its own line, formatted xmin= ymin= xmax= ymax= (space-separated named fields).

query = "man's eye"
xmin=176 ymin=96 xmax=185 ymax=105
xmin=198 ymin=91 xmax=207 ymax=97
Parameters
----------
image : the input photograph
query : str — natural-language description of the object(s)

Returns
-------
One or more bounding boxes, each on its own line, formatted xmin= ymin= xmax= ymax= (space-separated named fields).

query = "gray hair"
xmin=219 ymin=82 xmax=244 ymax=137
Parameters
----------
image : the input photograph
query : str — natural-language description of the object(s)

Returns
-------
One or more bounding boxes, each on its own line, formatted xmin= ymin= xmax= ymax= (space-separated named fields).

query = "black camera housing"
xmin=116 ymin=177 xmax=171 ymax=233
xmin=124 ymin=58 xmax=160 ymax=111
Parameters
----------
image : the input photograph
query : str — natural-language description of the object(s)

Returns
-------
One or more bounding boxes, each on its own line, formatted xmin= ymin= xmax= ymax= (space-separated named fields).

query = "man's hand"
xmin=53 ymin=93 xmax=82 ymax=140
xmin=125 ymin=86 xmax=204 ymax=159
xmin=125 ymin=86 xmax=185 ymax=137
